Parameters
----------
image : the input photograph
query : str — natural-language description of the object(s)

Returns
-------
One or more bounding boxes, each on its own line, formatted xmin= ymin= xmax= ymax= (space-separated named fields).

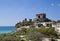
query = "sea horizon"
xmin=0 ymin=26 xmax=16 ymax=34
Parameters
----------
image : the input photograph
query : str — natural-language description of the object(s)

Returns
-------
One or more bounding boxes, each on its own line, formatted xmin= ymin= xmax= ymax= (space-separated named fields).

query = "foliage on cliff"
xmin=15 ymin=18 xmax=34 ymax=28
xmin=15 ymin=27 xmax=58 ymax=39
xmin=0 ymin=34 xmax=21 ymax=41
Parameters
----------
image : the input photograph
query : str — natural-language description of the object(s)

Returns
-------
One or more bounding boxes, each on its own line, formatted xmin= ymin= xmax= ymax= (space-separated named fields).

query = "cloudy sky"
xmin=0 ymin=0 xmax=60 ymax=26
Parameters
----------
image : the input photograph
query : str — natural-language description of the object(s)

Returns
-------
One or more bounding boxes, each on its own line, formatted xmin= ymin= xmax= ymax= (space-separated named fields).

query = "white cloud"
xmin=58 ymin=4 xmax=60 ymax=6
xmin=51 ymin=3 xmax=54 ymax=6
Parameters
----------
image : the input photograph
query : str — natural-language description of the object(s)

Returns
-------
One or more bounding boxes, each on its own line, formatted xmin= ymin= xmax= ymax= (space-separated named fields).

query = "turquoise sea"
xmin=0 ymin=26 xmax=16 ymax=34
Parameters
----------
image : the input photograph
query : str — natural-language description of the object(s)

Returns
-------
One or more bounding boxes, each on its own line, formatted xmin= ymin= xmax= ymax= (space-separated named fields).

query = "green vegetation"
xmin=0 ymin=33 xmax=21 ymax=41
xmin=38 ymin=27 xmax=58 ymax=38
xmin=57 ymin=20 xmax=60 ymax=23
xmin=14 ymin=26 xmax=58 ymax=41
xmin=21 ymin=27 xmax=58 ymax=38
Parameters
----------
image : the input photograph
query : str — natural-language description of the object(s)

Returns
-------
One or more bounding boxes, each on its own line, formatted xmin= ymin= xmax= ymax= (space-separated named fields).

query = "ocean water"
xmin=0 ymin=26 xmax=16 ymax=34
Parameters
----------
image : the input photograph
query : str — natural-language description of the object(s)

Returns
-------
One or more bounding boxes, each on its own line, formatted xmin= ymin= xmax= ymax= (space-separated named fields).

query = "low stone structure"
xmin=34 ymin=22 xmax=53 ymax=28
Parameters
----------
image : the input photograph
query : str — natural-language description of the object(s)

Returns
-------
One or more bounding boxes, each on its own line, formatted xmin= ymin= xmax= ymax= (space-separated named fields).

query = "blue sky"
xmin=0 ymin=0 xmax=60 ymax=26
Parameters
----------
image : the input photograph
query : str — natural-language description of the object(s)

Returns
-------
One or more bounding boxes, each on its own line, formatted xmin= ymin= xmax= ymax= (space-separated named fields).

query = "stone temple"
xmin=33 ymin=13 xmax=51 ymax=22
xmin=33 ymin=13 xmax=53 ymax=28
